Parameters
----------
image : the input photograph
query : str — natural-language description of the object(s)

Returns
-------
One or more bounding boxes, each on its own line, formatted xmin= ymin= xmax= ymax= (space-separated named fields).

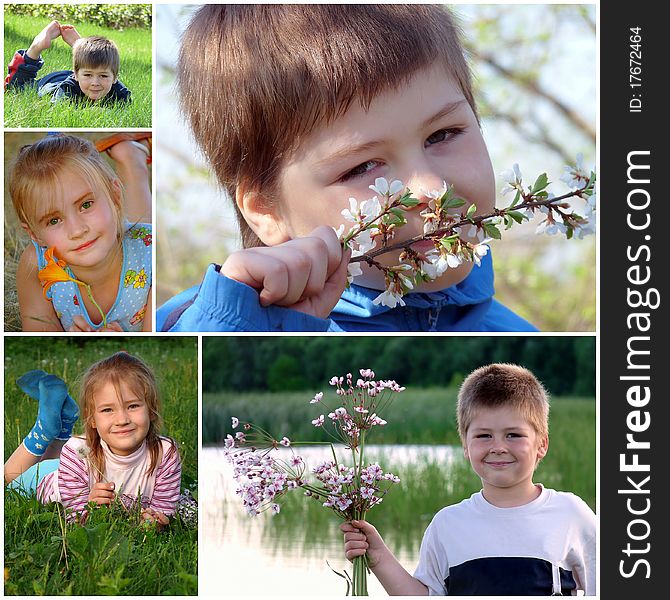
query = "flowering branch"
xmin=337 ymin=156 xmax=596 ymax=308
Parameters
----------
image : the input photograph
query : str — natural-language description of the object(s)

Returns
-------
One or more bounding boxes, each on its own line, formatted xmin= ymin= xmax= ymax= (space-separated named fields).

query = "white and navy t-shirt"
xmin=413 ymin=486 xmax=596 ymax=595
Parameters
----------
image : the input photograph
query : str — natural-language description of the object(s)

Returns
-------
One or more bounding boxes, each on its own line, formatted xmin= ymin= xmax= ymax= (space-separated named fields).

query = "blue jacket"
xmin=157 ymin=252 xmax=537 ymax=332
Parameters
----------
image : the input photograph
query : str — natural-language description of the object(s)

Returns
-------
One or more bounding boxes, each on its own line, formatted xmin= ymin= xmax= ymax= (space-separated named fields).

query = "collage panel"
xmin=4 ymin=131 xmax=152 ymax=332
xmin=3 ymin=336 xmax=198 ymax=595
xmin=201 ymin=335 xmax=596 ymax=596
xmin=155 ymin=4 xmax=595 ymax=334
xmin=4 ymin=3 xmax=152 ymax=128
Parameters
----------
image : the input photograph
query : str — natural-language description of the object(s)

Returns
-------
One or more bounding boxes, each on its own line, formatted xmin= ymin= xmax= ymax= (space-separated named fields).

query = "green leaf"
xmin=400 ymin=197 xmax=420 ymax=207
xmin=444 ymin=197 xmax=466 ymax=209
xmin=507 ymin=210 xmax=527 ymax=224
xmin=466 ymin=203 xmax=477 ymax=219
xmin=531 ymin=173 xmax=549 ymax=194
xmin=504 ymin=215 xmax=514 ymax=230
xmin=483 ymin=223 xmax=502 ymax=240
xmin=390 ymin=207 xmax=406 ymax=219
xmin=508 ymin=189 xmax=522 ymax=208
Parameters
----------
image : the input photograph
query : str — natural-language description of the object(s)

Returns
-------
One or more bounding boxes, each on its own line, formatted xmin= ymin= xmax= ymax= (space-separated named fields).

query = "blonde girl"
xmin=4 ymin=352 xmax=181 ymax=525
xmin=8 ymin=134 xmax=152 ymax=331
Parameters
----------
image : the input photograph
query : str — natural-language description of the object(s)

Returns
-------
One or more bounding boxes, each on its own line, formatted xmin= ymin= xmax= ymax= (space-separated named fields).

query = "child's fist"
xmin=88 ymin=481 xmax=115 ymax=505
xmin=341 ymin=519 xmax=386 ymax=567
xmin=221 ymin=225 xmax=350 ymax=319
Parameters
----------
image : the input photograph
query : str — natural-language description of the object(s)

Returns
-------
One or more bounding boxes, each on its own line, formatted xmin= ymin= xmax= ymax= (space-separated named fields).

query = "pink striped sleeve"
xmin=150 ymin=439 xmax=182 ymax=515
xmin=57 ymin=443 xmax=91 ymax=515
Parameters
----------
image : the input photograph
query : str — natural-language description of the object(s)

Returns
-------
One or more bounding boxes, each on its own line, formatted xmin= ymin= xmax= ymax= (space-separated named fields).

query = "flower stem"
xmin=83 ymin=284 xmax=107 ymax=328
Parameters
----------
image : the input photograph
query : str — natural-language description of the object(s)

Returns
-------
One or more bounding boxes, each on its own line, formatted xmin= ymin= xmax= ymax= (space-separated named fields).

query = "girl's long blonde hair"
xmin=79 ymin=352 xmax=170 ymax=481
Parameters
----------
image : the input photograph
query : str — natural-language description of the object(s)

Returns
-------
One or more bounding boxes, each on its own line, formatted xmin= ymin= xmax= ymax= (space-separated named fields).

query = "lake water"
xmin=201 ymin=445 xmax=461 ymax=596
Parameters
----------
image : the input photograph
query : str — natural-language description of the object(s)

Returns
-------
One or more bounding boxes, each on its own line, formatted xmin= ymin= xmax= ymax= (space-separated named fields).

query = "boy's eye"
xmin=340 ymin=160 xmax=380 ymax=182
xmin=506 ymin=432 xmax=522 ymax=438
xmin=81 ymin=200 xmax=93 ymax=210
xmin=46 ymin=217 xmax=61 ymax=226
xmin=475 ymin=433 xmax=491 ymax=439
xmin=425 ymin=128 xmax=464 ymax=147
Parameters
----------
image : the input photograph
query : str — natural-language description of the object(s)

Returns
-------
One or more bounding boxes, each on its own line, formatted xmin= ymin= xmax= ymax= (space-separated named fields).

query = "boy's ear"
xmin=536 ymin=435 xmax=549 ymax=460
xmin=20 ymin=222 xmax=40 ymax=244
xmin=235 ymin=184 xmax=291 ymax=246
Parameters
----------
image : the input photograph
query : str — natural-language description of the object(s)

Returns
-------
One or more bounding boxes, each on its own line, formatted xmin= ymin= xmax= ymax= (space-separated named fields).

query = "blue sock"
xmin=57 ymin=393 xmax=79 ymax=440
xmin=18 ymin=371 xmax=68 ymax=456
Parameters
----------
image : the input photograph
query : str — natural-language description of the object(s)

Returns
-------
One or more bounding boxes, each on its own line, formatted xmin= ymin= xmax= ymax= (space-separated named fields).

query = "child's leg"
xmin=26 ymin=20 xmax=62 ymax=61
xmin=4 ymin=370 xmax=69 ymax=483
xmin=106 ymin=140 xmax=152 ymax=223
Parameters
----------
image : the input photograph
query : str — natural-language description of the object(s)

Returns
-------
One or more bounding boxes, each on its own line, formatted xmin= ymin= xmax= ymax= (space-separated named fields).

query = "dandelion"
xmin=76 ymin=445 xmax=91 ymax=459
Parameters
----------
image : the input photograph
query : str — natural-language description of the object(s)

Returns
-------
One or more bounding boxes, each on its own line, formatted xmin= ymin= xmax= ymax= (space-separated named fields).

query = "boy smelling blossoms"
xmin=158 ymin=5 xmax=536 ymax=333
xmin=342 ymin=364 xmax=596 ymax=595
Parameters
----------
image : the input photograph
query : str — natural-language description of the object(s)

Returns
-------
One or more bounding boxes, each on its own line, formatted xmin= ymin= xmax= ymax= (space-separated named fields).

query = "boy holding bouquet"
xmin=342 ymin=364 xmax=596 ymax=595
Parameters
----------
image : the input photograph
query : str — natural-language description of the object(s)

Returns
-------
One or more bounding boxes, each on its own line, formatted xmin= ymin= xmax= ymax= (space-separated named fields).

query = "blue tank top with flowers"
xmin=33 ymin=222 xmax=152 ymax=331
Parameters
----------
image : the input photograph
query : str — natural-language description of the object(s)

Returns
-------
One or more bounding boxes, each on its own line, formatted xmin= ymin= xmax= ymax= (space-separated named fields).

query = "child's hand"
xmin=141 ymin=508 xmax=170 ymax=530
xmin=68 ymin=316 xmax=124 ymax=332
xmin=341 ymin=519 xmax=388 ymax=568
xmin=88 ymin=482 xmax=115 ymax=505
xmin=27 ymin=21 xmax=62 ymax=60
xmin=221 ymin=226 xmax=350 ymax=319
xmin=59 ymin=24 xmax=82 ymax=47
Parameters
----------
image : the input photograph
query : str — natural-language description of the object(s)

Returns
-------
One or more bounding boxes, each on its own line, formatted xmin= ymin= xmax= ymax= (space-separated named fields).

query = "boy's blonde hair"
xmin=457 ymin=364 xmax=550 ymax=444
xmin=79 ymin=352 xmax=174 ymax=481
xmin=178 ymin=4 xmax=477 ymax=248
xmin=72 ymin=36 xmax=120 ymax=78
xmin=8 ymin=135 xmax=124 ymax=240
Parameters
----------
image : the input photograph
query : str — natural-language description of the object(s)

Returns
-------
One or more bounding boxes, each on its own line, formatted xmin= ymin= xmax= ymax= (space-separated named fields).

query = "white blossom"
xmin=369 ymin=177 xmax=403 ymax=197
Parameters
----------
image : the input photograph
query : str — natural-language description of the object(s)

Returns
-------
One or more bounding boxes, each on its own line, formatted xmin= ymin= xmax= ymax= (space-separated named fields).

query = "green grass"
xmin=4 ymin=13 xmax=151 ymax=127
xmin=204 ymin=387 xmax=596 ymax=509
xmin=4 ymin=337 xmax=197 ymax=595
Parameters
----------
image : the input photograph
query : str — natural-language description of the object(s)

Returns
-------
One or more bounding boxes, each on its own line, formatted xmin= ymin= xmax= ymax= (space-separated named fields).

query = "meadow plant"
xmin=224 ymin=369 xmax=405 ymax=596
xmin=339 ymin=157 xmax=597 ymax=308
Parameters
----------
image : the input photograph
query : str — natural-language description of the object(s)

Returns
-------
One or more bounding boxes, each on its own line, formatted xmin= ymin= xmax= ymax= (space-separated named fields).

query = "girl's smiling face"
xmin=90 ymin=380 xmax=152 ymax=456
xmin=268 ymin=62 xmax=496 ymax=292
xmin=26 ymin=166 xmax=120 ymax=269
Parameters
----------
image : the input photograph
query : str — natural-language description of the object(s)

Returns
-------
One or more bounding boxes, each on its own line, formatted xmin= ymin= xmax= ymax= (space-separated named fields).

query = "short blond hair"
xmin=72 ymin=36 xmax=120 ymax=78
xmin=457 ymin=364 xmax=550 ymax=444
xmin=178 ymin=4 xmax=477 ymax=248
xmin=8 ymin=134 xmax=124 ymax=240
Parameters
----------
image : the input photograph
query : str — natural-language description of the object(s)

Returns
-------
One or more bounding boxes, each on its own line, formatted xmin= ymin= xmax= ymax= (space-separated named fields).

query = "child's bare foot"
xmin=60 ymin=24 xmax=82 ymax=47
xmin=26 ymin=20 xmax=62 ymax=60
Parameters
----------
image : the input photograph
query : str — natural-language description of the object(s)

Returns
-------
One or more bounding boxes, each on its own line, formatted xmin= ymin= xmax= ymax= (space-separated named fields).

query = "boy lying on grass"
xmin=4 ymin=20 xmax=131 ymax=104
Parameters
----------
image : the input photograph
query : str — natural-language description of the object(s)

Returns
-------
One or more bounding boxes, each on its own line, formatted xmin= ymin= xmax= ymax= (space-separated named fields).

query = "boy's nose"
xmin=402 ymin=162 xmax=446 ymax=205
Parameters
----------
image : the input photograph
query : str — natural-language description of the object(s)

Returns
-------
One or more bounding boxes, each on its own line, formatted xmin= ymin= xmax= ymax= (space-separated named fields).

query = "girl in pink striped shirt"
xmin=5 ymin=352 xmax=181 ymax=525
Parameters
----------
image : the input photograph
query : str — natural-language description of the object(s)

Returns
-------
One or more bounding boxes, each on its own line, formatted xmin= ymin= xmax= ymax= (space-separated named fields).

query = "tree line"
xmin=203 ymin=336 xmax=594 ymax=397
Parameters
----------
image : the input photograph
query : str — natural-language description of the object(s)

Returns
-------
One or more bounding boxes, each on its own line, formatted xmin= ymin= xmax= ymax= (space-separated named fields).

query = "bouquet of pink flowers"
xmin=224 ymin=369 xmax=406 ymax=596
